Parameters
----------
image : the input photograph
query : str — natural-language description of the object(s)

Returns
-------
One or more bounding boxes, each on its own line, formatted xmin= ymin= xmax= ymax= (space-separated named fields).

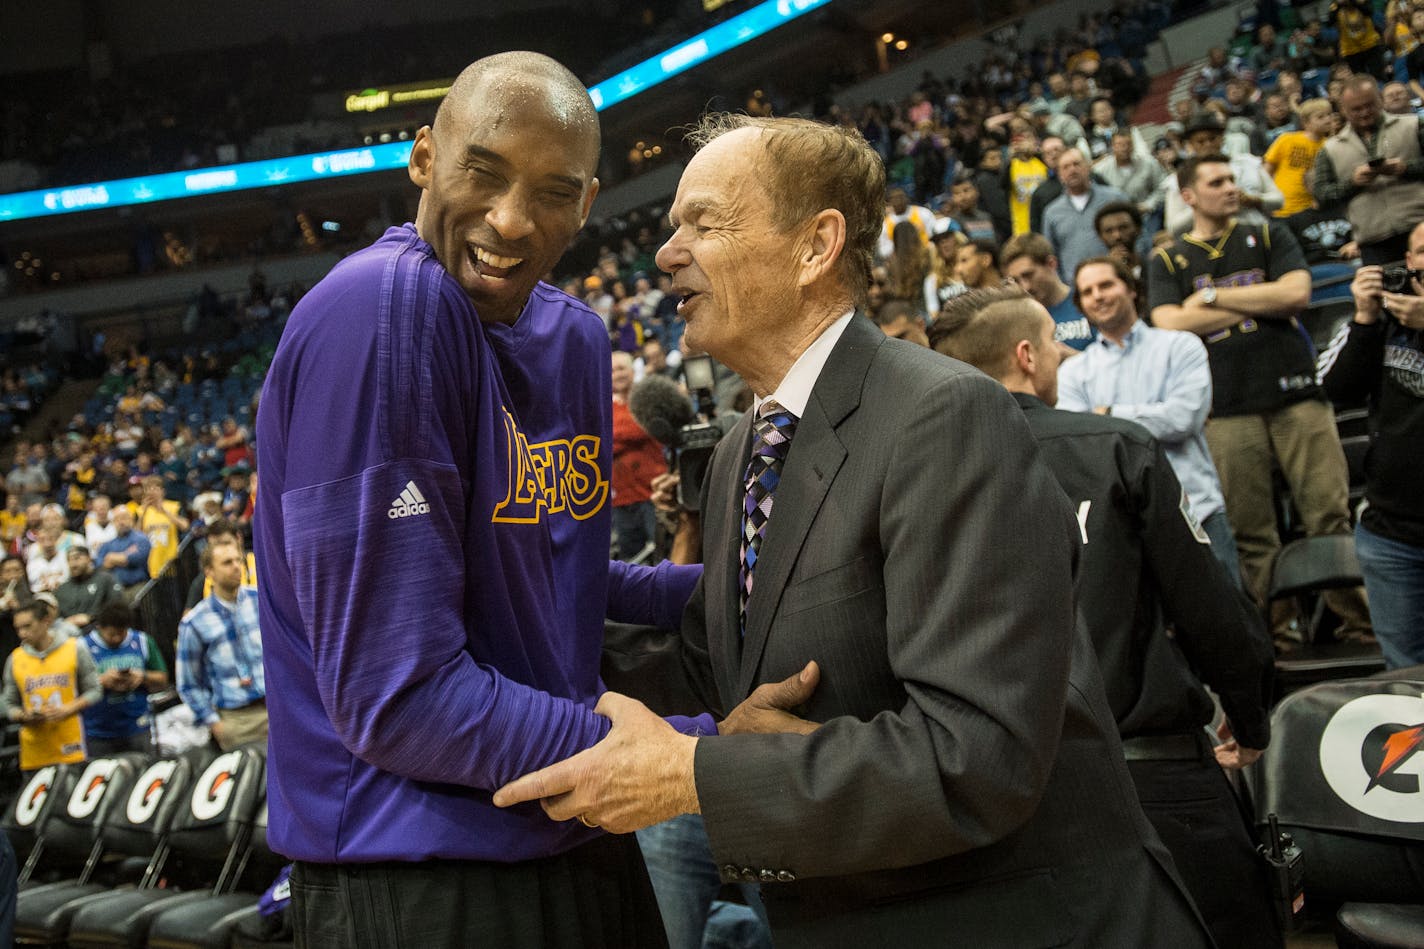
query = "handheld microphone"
xmin=628 ymin=374 xmax=696 ymax=446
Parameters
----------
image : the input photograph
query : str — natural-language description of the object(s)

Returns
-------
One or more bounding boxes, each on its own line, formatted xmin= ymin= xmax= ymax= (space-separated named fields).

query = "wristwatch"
xmin=1201 ymin=285 xmax=1218 ymax=306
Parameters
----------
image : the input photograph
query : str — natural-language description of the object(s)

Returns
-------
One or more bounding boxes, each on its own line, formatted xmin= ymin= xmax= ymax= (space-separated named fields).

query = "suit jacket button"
xmin=759 ymin=869 xmax=777 ymax=883
xmin=740 ymin=867 xmax=757 ymax=883
xmin=721 ymin=865 xmax=740 ymax=880
xmin=777 ymin=870 xmax=796 ymax=883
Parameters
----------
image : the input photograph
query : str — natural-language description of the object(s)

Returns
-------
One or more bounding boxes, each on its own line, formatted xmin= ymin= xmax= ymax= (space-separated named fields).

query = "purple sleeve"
xmin=281 ymin=458 xmax=611 ymax=791
xmin=606 ymin=559 xmax=703 ymax=629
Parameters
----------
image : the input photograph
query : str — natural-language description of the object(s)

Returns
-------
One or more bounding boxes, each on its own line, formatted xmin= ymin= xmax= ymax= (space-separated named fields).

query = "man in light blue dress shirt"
xmin=1060 ymin=256 xmax=1243 ymax=586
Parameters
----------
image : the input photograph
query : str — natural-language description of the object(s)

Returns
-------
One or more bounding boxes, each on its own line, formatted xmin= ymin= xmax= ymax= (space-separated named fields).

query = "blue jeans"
xmin=637 ymin=815 xmax=772 ymax=949
xmin=1355 ymin=522 xmax=1424 ymax=669
xmin=1202 ymin=509 xmax=1244 ymax=592
xmin=612 ymin=502 xmax=656 ymax=562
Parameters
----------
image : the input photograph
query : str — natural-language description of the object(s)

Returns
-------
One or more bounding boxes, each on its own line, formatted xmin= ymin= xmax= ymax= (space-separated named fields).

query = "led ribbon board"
xmin=0 ymin=0 xmax=831 ymax=223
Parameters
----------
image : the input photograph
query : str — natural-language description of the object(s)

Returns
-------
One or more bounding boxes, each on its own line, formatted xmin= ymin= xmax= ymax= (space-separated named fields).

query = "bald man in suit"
xmin=497 ymin=114 xmax=1213 ymax=948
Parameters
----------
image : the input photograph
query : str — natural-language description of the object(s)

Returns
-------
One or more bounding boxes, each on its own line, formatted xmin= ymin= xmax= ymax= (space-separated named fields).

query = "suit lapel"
xmin=735 ymin=314 xmax=882 ymax=697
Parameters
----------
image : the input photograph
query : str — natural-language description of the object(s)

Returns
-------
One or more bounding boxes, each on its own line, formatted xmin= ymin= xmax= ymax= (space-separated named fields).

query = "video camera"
xmin=628 ymin=355 xmax=738 ymax=512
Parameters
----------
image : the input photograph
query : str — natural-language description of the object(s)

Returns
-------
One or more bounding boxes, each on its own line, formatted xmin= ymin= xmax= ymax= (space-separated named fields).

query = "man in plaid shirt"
xmin=177 ymin=542 xmax=265 ymax=750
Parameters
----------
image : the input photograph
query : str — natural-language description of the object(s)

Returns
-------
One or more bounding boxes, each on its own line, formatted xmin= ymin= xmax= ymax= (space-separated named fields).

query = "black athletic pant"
xmin=290 ymin=832 xmax=668 ymax=949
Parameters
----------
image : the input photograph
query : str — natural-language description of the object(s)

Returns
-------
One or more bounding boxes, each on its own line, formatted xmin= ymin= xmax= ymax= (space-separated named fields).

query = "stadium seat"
xmin=145 ymin=801 xmax=286 ymax=949
xmin=65 ymin=744 xmax=266 ymax=949
xmin=14 ymin=751 xmax=208 ymax=947
xmin=1248 ymin=672 xmax=1424 ymax=942
xmin=4 ymin=763 xmax=77 ymax=886
xmin=1270 ymin=535 xmax=1385 ymax=696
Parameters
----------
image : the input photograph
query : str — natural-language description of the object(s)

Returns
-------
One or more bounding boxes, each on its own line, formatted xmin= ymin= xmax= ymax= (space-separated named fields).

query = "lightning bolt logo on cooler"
xmin=1320 ymin=693 xmax=1424 ymax=823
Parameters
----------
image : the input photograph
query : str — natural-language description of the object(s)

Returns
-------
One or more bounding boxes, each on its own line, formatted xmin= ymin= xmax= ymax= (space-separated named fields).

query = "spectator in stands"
xmin=156 ymin=439 xmax=189 ymax=502
xmin=55 ymin=545 xmax=123 ymax=632
xmin=1008 ymin=133 xmax=1051 ymax=236
xmin=0 ymin=495 xmax=24 ymax=556
xmin=1150 ymin=153 xmax=1373 ymax=647
xmin=1164 ymin=111 xmax=1284 ymax=232
xmin=215 ymin=416 xmax=252 ymax=469
xmin=1263 ymin=91 xmax=1300 ymax=147
xmin=0 ymin=556 xmax=31 ymax=617
xmin=944 ymin=172 xmax=1001 ymax=243
xmin=639 ymin=339 xmax=677 ymax=380
xmin=176 ymin=542 xmax=265 ymax=751
xmin=610 ymin=351 xmax=666 ymax=562
xmin=1042 ymin=147 xmax=1129 ymax=282
xmin=1383 ymin=80 xmax=1417 ymax=114
xmin=1331 ymin=0 xmax=1389 ymax=79
xmin=1265 ymin=98 xmax=1337 ymax=218
xmin=872 ymin=300 xmax=930 ymax=346
xmin=1000 ymin=233 xmax=1095 ymax=351
xmin=1094 ymin=130 xmax=1165 ymax=216
xmin=1062 ymin=257 xmax=1241 ymax=581
xmin=878 ymin=188 xmax=935 ymax=259
xmin=955 ymin=238 xmax=1002 ymax=292
xmin=1062 ymin=70 xmax=1097 ymax=124
xmin=885 ymin=221 xmax=935 ymax=312
xmin=80 ymin=601 xmax=167 ymax=756
xmin=1095 ymin=201 xmax=1146 ymax=281
xmin=222 ymin=462 xmax=254 ymax=530
xmin=927 ymin=225 xmax=966 ymax=313
xmin=96 ymin=506 xmax=151 ymax=594
xmin=972 ymin=143 xmax=1014 ymax=240
xmin=83 ymin=494 xmax=116 ymax=552
xmin=1315 ymin=75 xmax=1424 ymax=264
xmin=184 ymin=520 xmax=255 ymax=611
xmin=137 ymin=474 xmax=189 ymax=581
xmin=25 ymin=526 xmax=68 ymax=594
xmin=1252 ymin=23 xmax=1291 ymax=74
xmin=1320 ymin=221 xmax=1424 ymax=667
xmin=4 ymin=446 xmax=48 ymax=508
xmin=1029 ymin=135 xmax=1071 ymax=234
xmin=1403 ymin=9 xmax=1424 ymax=93
xmin=1027 ymin=104 xmax=1088 ymax=158
xmin=1083 ymin=97 xmax=1121 ymax=159
xmin=3 ymin=599 xmax=98 ymax=773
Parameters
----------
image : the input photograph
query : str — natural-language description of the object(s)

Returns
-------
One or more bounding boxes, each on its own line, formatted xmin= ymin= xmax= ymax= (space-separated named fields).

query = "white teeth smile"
xmin=475 ymin=247 xmax=523 ymax=269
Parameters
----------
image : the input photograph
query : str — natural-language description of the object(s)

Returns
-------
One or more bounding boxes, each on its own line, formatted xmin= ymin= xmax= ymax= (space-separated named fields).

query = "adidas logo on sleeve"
xmin=387 ymin=481 xmax=431 ymax=519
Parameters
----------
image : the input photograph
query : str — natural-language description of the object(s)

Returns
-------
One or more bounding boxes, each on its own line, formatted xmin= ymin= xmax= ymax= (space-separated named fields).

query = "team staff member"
xmin=931 ymin=285 xmax=1281 ymax=949
xmin=496 ymin=113 xmax=1213 ymax=948
xmin=257 ymin=53 xmax=732 ymax=947
xmin=1320 ymin=220 xmax=1424 ymax=667
xmin=1150 ymin=154 xmax=1372 ymax=645
xmin=3 ymin=600 xmax=99 ymax=773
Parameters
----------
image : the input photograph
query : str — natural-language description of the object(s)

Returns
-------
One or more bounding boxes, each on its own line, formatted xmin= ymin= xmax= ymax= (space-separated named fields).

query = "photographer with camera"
xmin=1320 ymin=218 xmax=1424 ymax=667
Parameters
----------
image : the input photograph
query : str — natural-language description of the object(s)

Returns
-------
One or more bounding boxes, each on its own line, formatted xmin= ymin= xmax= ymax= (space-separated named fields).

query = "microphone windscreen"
xmin=628 ymin=374 xmax=696 ymax=446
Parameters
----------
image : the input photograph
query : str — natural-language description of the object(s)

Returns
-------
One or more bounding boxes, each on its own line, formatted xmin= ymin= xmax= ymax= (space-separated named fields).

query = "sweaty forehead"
xmin=447 ymin=72 xmax=599 ymax=171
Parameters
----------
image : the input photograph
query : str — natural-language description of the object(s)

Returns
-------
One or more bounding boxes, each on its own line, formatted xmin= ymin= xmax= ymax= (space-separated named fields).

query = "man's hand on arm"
xmin=492 ymin=692 xmax=700 ymax=834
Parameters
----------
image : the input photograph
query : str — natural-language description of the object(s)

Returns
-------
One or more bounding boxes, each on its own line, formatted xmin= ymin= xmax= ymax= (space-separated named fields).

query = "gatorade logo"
xmin=67 ymin=758 xmax=119 ymax=819
xmin=191 ymin=751 xmax=242 ymax=821
xmin=126 ymin=759 xmax=178 ymax=825
xmin=1320 ymin=692 xmax=1424 ymax=823
xmin=14 ymin=766 xmax=58 ymax=827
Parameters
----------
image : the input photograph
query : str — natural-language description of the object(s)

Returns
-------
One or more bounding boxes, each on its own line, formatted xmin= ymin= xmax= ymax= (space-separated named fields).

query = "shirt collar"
xmin=1094 ymin=317 xmax=1145 ymax=351
xmin=754 ymin=311 xmax=854 ymax=419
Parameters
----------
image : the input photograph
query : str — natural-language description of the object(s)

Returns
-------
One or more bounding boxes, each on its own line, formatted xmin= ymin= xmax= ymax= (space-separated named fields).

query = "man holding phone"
xmin=1315 ymin=75 xmax=1424 ymax=264
xmin=3 ymin=600 xmax=100 ymax=773
xmin=81 ymin=601 xmax=168 ymax=756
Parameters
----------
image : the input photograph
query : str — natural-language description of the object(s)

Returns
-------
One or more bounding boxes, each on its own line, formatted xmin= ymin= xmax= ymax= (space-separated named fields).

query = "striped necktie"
xmin=740 ymin=400 xmax=798 ymax=636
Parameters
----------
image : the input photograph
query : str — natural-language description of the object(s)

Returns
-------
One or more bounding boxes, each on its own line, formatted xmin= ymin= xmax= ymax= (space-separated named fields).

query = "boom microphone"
xmin=628 ymin=374 xmax=696 ymax=446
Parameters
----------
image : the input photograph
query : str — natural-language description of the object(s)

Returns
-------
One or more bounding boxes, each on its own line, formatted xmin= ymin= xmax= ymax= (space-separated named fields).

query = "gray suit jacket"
xmin=670 ymin=315 xmax=1213 ymax=947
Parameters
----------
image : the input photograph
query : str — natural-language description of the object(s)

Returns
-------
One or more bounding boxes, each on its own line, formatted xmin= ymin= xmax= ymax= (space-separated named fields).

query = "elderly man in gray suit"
xmin=497 ymin=114 xmax=1212 ymax=948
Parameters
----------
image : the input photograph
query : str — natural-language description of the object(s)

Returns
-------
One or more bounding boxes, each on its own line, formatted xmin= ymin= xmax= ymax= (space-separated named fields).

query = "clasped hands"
xmin=493 ymin=661 xmax=820 ymax=833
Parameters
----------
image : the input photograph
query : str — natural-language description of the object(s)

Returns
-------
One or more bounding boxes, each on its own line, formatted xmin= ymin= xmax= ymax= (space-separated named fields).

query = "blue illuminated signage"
xmin=0 ymin=0 xmax=831 ymax=223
